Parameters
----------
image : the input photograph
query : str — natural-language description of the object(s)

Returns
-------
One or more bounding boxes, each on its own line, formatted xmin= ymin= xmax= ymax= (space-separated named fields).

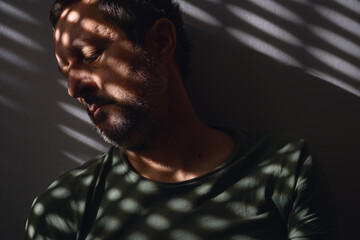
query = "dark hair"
xmin=50 ymin=0 xmax=190 ymax=78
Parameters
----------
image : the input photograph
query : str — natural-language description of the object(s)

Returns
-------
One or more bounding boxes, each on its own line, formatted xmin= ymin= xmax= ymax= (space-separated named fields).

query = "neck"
xmin=124 ymin=122 xmax=234 ymax=183
xmin=123 ymin=67 xmax=234 ymax=183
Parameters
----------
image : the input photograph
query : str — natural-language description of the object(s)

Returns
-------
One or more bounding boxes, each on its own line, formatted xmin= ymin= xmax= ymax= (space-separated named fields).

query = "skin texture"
xmin=54 ymin=0 xmax=234 ymax=182
xmin=55 ymin=0 xmax=170 ymax=149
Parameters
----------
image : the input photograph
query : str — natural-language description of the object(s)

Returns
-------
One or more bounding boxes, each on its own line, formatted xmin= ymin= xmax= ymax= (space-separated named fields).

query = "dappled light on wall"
xmin=180 ymin=0 xmax=360 ymax=97
xmin=180 ymin=1 xmax=222 ymax=27
xmin=0 ymin=1 xmax=42 ymax=113
xmin=0 ymin=46 xmax=39 ymax=72
xmin=57 ymin=124 xmax=108 ymax=153
xmin=0 ymin=1 xmax=40 ymax=25
xmin=225 ymin=27 xmax=302 ymax=67
xmin=0 ymin=94 xmax=22 ymax=112
xmin=0 ymin=23 xmax=45 ymax=52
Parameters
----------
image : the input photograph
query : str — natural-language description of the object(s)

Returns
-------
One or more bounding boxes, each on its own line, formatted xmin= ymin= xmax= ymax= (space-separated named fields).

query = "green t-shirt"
xmin=25 ymin=130 xmax=336 ymax=239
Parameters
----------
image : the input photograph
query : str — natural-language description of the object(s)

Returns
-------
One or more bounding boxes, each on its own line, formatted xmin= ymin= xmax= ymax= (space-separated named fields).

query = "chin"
xmin=92 ymin=110 xmax=143 ymax=148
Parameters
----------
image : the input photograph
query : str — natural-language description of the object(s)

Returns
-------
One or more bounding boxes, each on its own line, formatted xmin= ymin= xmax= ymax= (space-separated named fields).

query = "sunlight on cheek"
xmin=61 ymin=32 xmax=70 ymax=47
xmin=107 ymin=56 xmax=132 ymax=79
xmin=92 ymin=73 xmax=136 ymax=102
xmin=106 ymin=83 xmax=137 ymax=103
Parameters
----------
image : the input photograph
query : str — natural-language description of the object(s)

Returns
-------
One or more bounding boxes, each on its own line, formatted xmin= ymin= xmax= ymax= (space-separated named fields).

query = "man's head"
xmin=52 ymin=0 xmax=190 ymax=150
xmin=50 ymin=0 xmax=190 ymax=78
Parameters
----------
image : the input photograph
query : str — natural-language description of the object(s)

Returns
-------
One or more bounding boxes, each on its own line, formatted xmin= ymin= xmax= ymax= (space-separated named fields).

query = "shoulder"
xmin=237 ymin=129 xmax=312 ymax=167
xmin=42 ymin=149 xmax=111 ymax=199
xmin=25 ymin=148 xmax=115 ymax=239
xmin=238 ymin=130 xmax=337 ymax=238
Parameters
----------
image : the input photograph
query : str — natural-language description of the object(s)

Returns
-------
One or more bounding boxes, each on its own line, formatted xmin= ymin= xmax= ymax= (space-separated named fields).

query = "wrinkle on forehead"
xmin=56 ymin=1 xmax=119 ymax=44
xmin=81 ymin=0 xmax=98 ymax=4
xmin=80 ymin=18 xmax=118 ymax=40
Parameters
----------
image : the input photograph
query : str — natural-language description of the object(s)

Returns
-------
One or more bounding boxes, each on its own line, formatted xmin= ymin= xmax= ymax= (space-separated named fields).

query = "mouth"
xmin=89 ymin=103 xmax=109 ymax=116
xmin=89 ymin=104 xmax=102 ymax=114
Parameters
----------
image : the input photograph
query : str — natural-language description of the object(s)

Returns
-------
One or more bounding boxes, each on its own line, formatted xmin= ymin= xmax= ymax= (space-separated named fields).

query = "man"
xmin=25 ymin=0 xmax=336 ymax=239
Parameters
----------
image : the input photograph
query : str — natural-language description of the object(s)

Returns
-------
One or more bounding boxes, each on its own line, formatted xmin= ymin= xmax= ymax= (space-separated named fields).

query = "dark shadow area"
xmin=1 ymin=0 xmax=359 ymax=239
xmin=0 ymin=1 xmax=109 ymax=239
xmin=182 ymin=1 xmax=360 ymax=238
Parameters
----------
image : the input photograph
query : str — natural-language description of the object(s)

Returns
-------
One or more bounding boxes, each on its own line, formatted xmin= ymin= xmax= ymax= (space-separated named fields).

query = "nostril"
xmin=67 ymin=74 xmax=98 ymax=99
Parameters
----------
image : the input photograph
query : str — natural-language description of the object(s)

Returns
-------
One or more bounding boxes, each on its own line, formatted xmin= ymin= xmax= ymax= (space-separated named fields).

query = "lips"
xmin=89 ymin=103 xmax=108 ymax=115
xmin=82 ymin=96 xmax=112 ymax=117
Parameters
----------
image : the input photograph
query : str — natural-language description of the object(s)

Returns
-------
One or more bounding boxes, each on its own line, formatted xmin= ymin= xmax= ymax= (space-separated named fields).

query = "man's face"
xmin=54 ymin=0 xmax=168 ymax=149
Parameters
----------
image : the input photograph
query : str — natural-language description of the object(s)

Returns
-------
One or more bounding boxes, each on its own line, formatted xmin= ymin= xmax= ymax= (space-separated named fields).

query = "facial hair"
xmin=84 ymin=47 xmax=167 ymax=149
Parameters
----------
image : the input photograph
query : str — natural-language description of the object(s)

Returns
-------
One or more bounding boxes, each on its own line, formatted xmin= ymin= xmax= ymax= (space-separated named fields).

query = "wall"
xmin=0 ymin=0 xmax=359 ymax=239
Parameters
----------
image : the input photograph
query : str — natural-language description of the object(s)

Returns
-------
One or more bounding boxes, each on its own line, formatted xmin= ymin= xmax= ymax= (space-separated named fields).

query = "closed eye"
xmin=83 ymin=49 xmax=104 ymax=64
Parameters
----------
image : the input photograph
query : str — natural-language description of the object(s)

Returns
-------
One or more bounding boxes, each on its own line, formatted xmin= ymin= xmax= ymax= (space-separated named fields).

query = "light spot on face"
xmin=80 ymin=18 xmax=116 ymax=39
xmin=60 ymin=8 xmax=70 ymax=19
xmin=106 ymin=188 xmax=122 ymax=201
xmin=67 ymin=10 xmax=80 ymax=23
xmin=61 ymin=32 xmax=70 ymax=46
xmin=197 ymin=215 xmax=229 ymax=230
xmin=106 ymin=56 xmax=133 ymax=80
xmin=55 ymin=28 xmax=61 ymax=42
xmin=167 ymin=198 xmax=192 ymax=212
xmin=146 ymin=214 xmax=170 ymax=230
xmin=33 ymin=203 xmax=44 ymax=215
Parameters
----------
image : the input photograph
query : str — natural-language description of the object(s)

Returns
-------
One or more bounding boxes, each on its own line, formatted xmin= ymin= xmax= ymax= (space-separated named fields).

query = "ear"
xmin=146 ymin=18 xmax=176 ymax=62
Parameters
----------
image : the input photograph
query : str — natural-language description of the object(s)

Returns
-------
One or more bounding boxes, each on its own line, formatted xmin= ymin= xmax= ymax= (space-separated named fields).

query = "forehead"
xmin=54 ymin=0 xmax=119 ymax=52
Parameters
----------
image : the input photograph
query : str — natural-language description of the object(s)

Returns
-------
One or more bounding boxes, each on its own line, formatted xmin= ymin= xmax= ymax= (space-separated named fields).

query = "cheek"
xmin=106 ymin=56 xmax=134 ymax=81
xmin=105 ymin=82 xmax=137 ymax=102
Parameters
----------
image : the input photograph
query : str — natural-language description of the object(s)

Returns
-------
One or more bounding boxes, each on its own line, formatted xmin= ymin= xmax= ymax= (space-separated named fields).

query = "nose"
xmin=67 ymin=67 xmax=98 ymax=98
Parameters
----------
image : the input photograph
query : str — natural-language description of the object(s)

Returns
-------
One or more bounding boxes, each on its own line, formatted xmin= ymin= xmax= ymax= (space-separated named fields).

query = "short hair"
xmin=50 ymin=0 xmax=191 ymax=78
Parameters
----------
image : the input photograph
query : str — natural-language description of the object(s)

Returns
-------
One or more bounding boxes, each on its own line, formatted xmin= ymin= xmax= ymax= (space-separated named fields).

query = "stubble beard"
xmin=90 ymin=103 xmax=143 ymax=148
xmin=88 ymin=47 xmax=167 ymax=150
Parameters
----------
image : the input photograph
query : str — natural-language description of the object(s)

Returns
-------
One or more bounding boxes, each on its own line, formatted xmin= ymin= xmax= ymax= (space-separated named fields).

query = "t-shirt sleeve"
xmin=287 ymin=143 xmax=338 ymax=240
xmin=24 ymin=183 xmax=78 ymax=240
